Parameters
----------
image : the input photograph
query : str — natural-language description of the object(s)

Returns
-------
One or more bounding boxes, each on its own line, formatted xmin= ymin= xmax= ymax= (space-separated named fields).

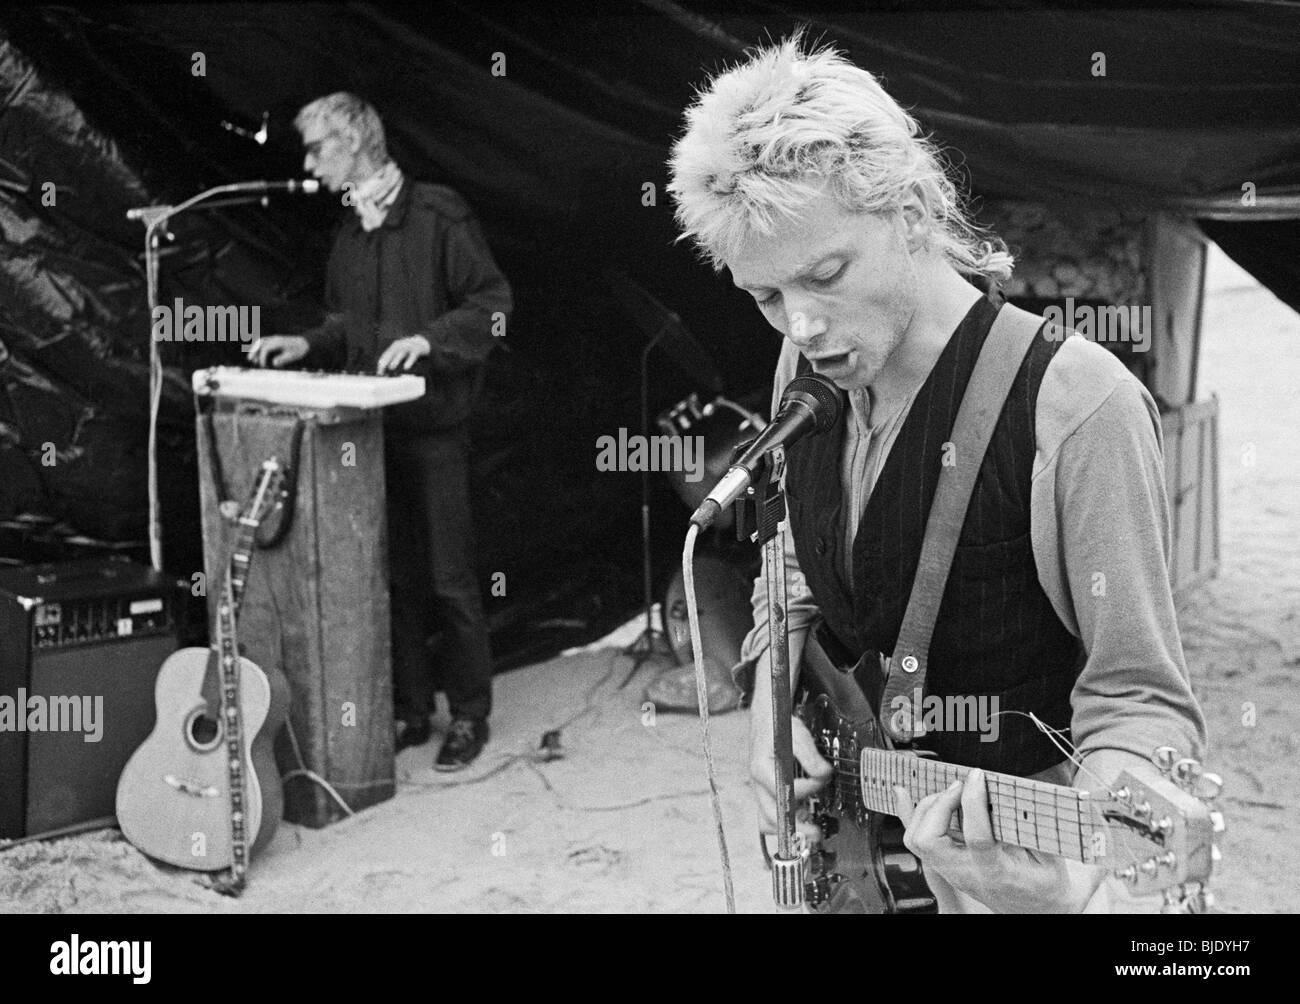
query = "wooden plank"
xmin=1162 ymin=396 xmax=1222 ymax=599
xmin=1200 ymin=397 xmax=1222 ymax=579
xmin=1161 ymin=410 xmax=1184 ymax=589
xmin=196 ymin=406 xmax=394 ymax=827
xmin=1187 ymin=241 xmax=1208 ymax=403
xmin=1175 ymin=410 xmax=1199 ymax=588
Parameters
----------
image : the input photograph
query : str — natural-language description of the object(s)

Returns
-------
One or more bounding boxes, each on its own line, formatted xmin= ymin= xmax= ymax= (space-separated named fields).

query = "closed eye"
xmin=751 ymin=260 xmax=845 ymax=306
xmin=809 ymin=262 xmax=848 ymax=288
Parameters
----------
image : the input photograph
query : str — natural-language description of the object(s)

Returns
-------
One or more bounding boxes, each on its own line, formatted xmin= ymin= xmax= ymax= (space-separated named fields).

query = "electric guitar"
xmin=116 ymin=460 xmax=291 ymax=893
xmin=795 ymin=625 xmax=1225 ymax=914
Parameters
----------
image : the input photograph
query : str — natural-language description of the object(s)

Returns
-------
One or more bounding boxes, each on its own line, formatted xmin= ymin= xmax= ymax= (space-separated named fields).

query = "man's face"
xmin=301 ymin=120 xmax=357 ymax=193
xmin=727 ymin=190 xmax=920 ymax=391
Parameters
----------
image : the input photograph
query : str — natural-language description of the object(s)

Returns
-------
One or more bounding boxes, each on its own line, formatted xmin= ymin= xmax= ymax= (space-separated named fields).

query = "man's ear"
xmin=340 ymin=126 xmax=363 ymax=156
xmin=899 ymin=186 xmax=931 ymax=253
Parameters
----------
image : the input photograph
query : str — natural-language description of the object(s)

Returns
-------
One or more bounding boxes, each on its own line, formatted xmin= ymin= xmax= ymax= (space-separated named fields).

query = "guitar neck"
xmin=858 ymin=749 xmax=1105 ymax=864
xmin=227 ymin=515 xmax=260 ymax=617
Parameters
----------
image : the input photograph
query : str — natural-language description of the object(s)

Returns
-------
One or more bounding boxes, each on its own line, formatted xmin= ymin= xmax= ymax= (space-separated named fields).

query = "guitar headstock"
xmin=246 ymin=458 xmax=287 ymax=524
xmin=1096 ymin=746 xmax=1224 ymax=911
xmin=221 ymin=459 xmax=289 ymax=607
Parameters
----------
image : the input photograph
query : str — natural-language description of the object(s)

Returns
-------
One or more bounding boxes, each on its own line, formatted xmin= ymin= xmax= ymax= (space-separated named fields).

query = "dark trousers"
xmin=384 ymin=425 xmax=493 ymax=722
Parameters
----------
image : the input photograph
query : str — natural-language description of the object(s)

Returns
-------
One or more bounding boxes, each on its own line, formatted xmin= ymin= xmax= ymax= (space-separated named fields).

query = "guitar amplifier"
xmin=0 ymin=558 xmax=184 ymax=839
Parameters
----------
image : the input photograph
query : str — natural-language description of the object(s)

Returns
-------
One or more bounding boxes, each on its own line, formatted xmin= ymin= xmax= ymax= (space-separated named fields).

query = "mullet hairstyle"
xmin=667 ymin=34 xmax=1013 ymax=282
xmin=294 ymin=92 xmax=389 ymax=165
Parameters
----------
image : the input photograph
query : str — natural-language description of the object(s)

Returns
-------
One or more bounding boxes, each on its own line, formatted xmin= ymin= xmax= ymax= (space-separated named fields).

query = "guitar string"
xmin=808 ymin=712 xmax=1158 ymax=873
xmin=931 ymin=757 xmax=1081 ymax=858
xmin=1001 ymin=710 xmax=1145 ymax=869
xmin=835 ymin=730 xmax=1152 ymax=875
xmin=881 ymin=755 xmax=1083 ymax=858
xmin=820 ymin=750 xmax=1091 ymax=859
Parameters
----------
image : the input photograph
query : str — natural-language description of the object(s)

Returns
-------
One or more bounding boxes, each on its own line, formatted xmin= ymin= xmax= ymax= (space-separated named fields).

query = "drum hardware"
xmin=606 ymin=274 xmax=728 ymax=687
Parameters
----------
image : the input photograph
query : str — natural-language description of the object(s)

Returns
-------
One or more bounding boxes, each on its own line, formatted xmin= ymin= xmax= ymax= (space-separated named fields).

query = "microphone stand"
xmin=620 ymin=317 xmax=679 ymax=684
xmin=127 ymin=184 xmax=288 ymax=572
xmin=736 ymin=445 xmax=807 ymax=911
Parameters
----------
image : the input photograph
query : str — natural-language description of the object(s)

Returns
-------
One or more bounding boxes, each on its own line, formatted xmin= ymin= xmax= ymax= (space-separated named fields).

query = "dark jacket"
xmin=300 ymin=178 xmax=512 ymax=433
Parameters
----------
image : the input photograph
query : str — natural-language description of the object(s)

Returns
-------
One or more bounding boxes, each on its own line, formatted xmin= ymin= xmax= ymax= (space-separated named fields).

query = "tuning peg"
xmin=1197 ymin=771 xmax=1224 ymax=801
xmin=1209 ymin=809 xmax=1226 ymax=835
xmin=1117 ymin=865 xmax=1138 ymax=885
xmin=1173 ymin=758 xmax=1203 ymax=791
xmin=1152 ymin=746 xmax=1179 ymax=775
xmin=1211 ymin=845 xmax=1222 ymax=866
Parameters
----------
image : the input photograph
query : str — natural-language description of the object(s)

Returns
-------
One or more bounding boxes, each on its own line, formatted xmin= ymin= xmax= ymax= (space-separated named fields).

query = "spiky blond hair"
xmin=667 ymin=34 xmax=1012 ymax=281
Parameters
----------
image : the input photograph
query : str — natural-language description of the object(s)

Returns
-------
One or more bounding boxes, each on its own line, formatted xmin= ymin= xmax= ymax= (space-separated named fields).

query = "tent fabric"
xmin=0 ymin=2 xmax=1297 ymax=635
xmin=1201 ymin=218 xmax=1300 ymax=315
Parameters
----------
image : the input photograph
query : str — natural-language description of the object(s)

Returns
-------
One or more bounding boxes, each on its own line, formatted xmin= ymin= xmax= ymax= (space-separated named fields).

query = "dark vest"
xmin=786 ymin=295 xmax=1085 ymax=776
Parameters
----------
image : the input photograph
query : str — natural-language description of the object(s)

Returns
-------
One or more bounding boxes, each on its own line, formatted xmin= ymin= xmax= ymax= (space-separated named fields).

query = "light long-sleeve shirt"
xmin=738 ymin=327 xmax=1207 ymax=911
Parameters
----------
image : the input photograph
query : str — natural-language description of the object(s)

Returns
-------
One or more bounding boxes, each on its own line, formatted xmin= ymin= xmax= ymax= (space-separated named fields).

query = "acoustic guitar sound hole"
xmin=185 ymin=707 xmax=223 ymax=751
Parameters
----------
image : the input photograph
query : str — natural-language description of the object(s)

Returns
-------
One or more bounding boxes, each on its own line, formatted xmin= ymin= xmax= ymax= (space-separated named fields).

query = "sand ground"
xmin=1 ymin=246 xmax=1296 ymax=914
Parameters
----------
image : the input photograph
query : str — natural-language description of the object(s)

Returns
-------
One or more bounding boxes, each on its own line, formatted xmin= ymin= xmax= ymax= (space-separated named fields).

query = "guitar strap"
xmin=880 ymin=301 xmax=1053 ymax=744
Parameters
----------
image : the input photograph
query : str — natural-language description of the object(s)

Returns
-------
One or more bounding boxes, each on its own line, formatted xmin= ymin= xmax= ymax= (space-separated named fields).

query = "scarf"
xmin=352 ymin=160 xmax=404 ymax=231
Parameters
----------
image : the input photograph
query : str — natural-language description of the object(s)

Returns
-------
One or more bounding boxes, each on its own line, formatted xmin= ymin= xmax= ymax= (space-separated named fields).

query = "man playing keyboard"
xmin=248 ymin=92 xmax=512 ymax=770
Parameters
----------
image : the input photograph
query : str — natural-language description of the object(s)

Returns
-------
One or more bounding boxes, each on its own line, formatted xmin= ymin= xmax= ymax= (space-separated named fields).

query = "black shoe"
xmin=395 ymin=714 xmax=432 ymax=751
xmin=435 ymin=717 xmax=489 ymax=771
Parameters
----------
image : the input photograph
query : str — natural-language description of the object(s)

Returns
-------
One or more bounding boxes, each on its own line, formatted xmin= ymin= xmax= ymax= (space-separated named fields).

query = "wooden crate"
xmin=196 ymin=404 xmax=395 ymax=827
xmin=1161 ymin=394 xmax=1221 ymax=599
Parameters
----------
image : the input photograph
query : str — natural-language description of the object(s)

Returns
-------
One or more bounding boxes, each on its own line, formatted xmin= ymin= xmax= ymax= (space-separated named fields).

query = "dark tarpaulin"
xmin=1200 ymin=219 xmax=1300 ymax=315
xmin=1 ymin=1 xmax=1297 ymax=650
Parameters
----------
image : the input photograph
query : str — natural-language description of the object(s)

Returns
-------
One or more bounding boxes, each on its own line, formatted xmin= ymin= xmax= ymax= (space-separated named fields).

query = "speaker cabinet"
xmin=0 ymin=559 xmax=183 ymax=839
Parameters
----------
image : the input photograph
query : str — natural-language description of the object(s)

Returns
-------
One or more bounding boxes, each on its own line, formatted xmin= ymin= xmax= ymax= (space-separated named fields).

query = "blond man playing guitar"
xmin=667 ymin=35 xmax=1207 ymax=913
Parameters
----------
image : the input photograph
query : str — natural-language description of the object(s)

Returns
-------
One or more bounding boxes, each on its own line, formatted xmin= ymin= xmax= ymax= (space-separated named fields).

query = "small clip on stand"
xmin=734 ymin=445 xmax=807 ymax=911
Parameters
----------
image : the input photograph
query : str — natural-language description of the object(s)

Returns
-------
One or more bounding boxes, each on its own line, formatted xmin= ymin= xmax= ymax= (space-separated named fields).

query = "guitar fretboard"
xmin=217 ymin=575 xmax=248 ymax=891
xmin=226 ymin=465 xmax=281 ymax=616
xmin=858 ymin=749 xmax=1105 ymax=864
xmin=228 ymin=515 xmax=260 ymax=616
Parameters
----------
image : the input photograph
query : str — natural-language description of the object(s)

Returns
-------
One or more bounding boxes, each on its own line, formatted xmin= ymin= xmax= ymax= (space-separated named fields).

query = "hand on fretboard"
xmin=860 ymin=750 xmax=1100 ymax=863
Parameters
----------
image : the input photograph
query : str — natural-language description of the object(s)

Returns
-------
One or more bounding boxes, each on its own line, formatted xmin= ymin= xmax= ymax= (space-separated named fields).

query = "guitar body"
xmin=797 ymin=635 xmax=937 ymax=914
xmin=795 ymin=632 xmax=1222 ymax=913
xmin=116 ymin=646 xmax=289 ymax=871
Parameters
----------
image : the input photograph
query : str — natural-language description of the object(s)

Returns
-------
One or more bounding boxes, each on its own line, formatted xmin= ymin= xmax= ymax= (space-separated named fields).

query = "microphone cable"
xmin=682 ymin=522 xmax=736 ymax=913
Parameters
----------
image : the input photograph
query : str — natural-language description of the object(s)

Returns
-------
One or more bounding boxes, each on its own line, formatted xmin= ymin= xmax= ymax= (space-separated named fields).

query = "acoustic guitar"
xmin=117 ymin=460 xmax=290 ymax=893
xmin=794 ymin=623 xmax=1225 ymax=914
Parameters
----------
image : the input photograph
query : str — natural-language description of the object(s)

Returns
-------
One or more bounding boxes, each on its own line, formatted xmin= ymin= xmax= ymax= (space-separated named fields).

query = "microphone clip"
xmin=732 ymin=443 xmax=786 ymax=548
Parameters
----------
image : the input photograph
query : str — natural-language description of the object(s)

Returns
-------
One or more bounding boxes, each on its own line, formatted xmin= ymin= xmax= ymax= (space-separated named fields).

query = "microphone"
xmin=125 ymin=179 xmax=319 ymax=221
xmin=231 ymin=179 xmax=320 ymax=194
xmin=690 ymin=372 xmax=844 ymax=529
xmin=219 ymin=111 xmax=269 ymax=146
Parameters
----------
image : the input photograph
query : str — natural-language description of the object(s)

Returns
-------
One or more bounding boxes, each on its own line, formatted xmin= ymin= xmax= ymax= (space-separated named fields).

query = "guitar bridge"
xmin=164 ymin=774 xmax=220 ymax=798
